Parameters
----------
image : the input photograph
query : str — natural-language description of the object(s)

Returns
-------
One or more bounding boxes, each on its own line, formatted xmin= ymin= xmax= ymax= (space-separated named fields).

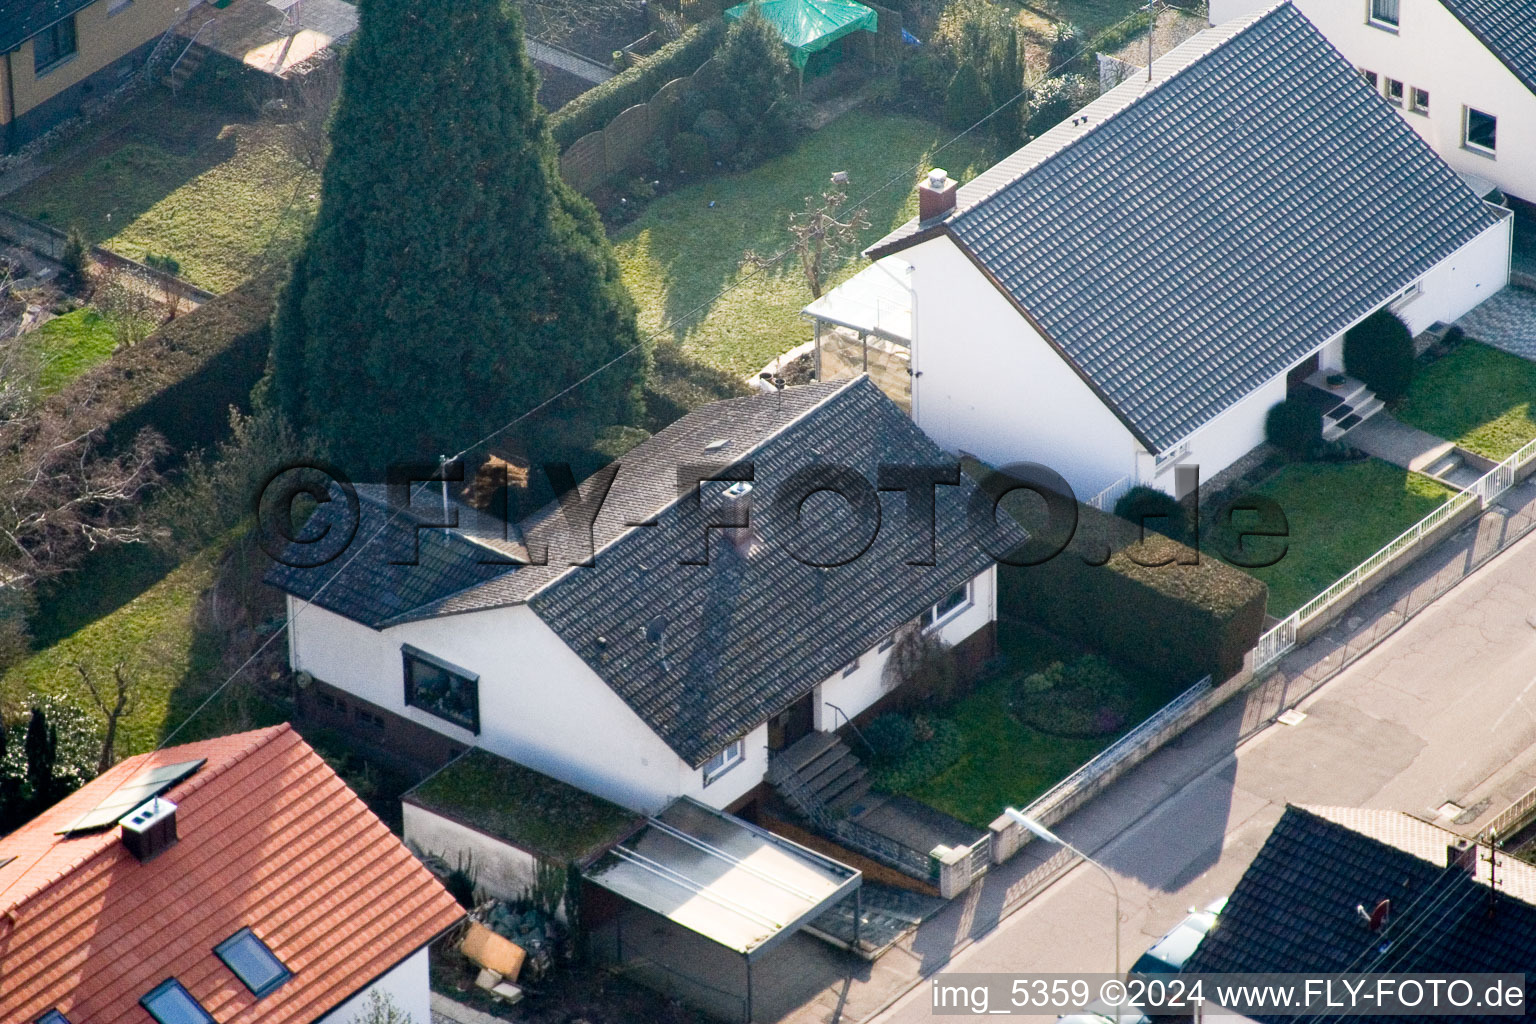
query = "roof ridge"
xmin=1 ymin=725 xmax=295 ymax=918
xmin=459 ymin=376 xmax=869 ymax=608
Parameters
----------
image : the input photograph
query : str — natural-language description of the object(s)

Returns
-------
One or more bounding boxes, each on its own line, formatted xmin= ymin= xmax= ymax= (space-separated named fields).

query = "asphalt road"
xmin=876 ymin=521 xmax=1536 ymax=1024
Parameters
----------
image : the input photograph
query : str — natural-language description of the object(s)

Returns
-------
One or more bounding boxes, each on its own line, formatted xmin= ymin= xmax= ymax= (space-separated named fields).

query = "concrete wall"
xmin=317 ymin=947 xmax=432 ymax=1024
xmin=4 ymin=0 xmax=185 ymax=131
xmin=1397 ymin=211 xmax=1513 ymax=331
xmin=905 ymin=235 xmax=1144 ymax=499
xmin=1210 ymin=0 xmax=1536 ymax=203
xmin=402 ymin=802 xmax=541 ymax=904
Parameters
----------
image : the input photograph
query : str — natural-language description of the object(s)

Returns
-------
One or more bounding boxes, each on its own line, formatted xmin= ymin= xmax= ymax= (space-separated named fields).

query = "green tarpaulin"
xmin=724 ymin=0 xmax=879 ymax=68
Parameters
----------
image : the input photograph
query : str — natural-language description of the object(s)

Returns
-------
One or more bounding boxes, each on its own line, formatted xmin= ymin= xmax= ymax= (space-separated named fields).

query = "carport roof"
xmin=584 ymin=798 xmax=860 ymax=958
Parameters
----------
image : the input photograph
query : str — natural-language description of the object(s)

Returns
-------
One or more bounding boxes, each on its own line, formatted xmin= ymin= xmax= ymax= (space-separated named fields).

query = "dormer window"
xmin=1369 ymin=0 xmax=1399 ymax=28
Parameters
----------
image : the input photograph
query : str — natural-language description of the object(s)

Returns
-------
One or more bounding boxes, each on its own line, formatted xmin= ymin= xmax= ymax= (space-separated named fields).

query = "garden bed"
xmin=875 ymin=622 xmax=1188 ymax=829
xmin=1207 ymin=457 xmax=1456 ymax=617
xmin=1395 ymin=340 xmax=1536 ymax=461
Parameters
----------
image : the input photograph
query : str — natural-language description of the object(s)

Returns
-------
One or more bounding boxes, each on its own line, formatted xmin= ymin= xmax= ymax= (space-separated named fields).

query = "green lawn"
xmin=24 ymin=308 xmax=119 ymax=395
xmin=1396 ymin=341 xmax=1536 ymax=461
xmin=2 ymin=537 xmax=280 ymax=757
xmin=614 ymin=109 xmax=995 ymax=378
xmin=1031 ymin=0 xmax=1149 ymax=33
xmin=898 ymin=623 xmax=1185 ymax=828
xmin=7 ymin=96 xmax=317 ymax=292
xmin=1210 ymin=459 xmax=1456 ymax=618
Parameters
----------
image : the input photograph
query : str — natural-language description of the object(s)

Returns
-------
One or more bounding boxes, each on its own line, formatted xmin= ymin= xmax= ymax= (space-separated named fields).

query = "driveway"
xmin=1457 ymin=286 xmax=1536 ymax=361
xmin=831 ymin=478 xmax=1536 ymax=1024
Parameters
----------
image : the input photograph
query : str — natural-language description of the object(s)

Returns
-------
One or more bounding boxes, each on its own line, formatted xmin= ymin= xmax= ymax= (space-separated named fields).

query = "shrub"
xmin=1009 ymin=655 xmax=1134 ymax=738
xmin=1266 ymin=397 xmax=1324 ymax=458
xmin=550 ymin=20 xmax=726 ymax=149
xmin=670 ymin=132 xmax=712 ymax=175
xmin=715 ymin=3 xmax=794 ymax=166
xmin=693 ymin=108 xmax=739 ymax=158
xmin=862 ymin=712 xmax=916 ymax=764
xmin=882 ymin=627 xmax=960 ymax=707
xmin=944 ymin=63 xmax=990 ymax=129
xmin=1024 ymin=73 xmax=1097 ymax=138
xmin=975 ymin=459 xmax=1268 ymax=683
xmin=1114 ymin=485 xmax=1191 ymax=544
xmin=60 ymin=227 xmax=89 ymax=294
xmin=868 ymin=717 xmax=963 ymax=791
xmin=1344 ymin=309 xmax=1415 ymax=402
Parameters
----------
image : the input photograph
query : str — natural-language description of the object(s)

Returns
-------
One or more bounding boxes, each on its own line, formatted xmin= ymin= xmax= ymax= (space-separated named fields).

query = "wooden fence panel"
xmin=560 ymin=130 xmax=608 ymax=194
xmin=604 ymin=102 xmax=653 ymax=179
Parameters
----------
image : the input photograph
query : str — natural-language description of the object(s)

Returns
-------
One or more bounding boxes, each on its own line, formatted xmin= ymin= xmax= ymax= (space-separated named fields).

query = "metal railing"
xmin=1086 ymin=474 xmax=1134 ymax=512
xmin=1251 ymin=434 xmax=1536 ymax=673
xmin=1482 ymin=780 xmax=1536 ymax=845
xmin=965 ymin=833 xmax=991 ymax=880
xmin=825 ymin=701 xmax=876 ymax=756
xmin=166 ymin=17 xmax=216 ymax=90
xmin=767 ymin=753 xmax=933 ymax=880
xmin=1020 ymin=675 xmax=1215 ymax=825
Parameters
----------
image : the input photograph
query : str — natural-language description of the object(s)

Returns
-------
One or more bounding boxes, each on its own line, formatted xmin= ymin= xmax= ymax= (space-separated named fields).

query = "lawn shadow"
xmin=29 ymin=542 xmax=180 ymax=649
xmin=6 ymin=92 xmax=244 ymax=246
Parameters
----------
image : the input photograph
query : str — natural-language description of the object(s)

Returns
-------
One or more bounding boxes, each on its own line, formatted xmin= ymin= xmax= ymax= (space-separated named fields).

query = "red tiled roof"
xmin=0 ymin=724 xmax=464 ymax=1024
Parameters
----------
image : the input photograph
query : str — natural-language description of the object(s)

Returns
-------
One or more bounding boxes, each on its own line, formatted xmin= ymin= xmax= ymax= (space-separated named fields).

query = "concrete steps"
xmin=164 ymin=43 xmax=210 ymax=91
xmin=773 ymin=731 xmax=872 ymax=819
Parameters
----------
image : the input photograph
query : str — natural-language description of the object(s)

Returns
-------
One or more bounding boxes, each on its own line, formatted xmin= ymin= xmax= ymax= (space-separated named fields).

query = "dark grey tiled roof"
xmin=0 ymin=0 xmax=94 ymax=53
xmin=266 ymin=378 xmax=995 ymax=766
xmin=1439 ymin=0 xmax=1536 ymax=96
xmin=1187 ymin=806 xmax=1536 ymax=1018
xmin=871 ymin=4 xmax=1501 ymax=451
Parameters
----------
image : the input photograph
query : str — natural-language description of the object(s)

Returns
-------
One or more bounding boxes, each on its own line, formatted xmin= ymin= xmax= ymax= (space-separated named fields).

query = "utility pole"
xmin=1143 ymin=0 xmax=1161 ymax=82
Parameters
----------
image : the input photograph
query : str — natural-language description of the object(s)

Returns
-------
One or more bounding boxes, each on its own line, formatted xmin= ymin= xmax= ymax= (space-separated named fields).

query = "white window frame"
xmin=1410 ymin=86 xmax=1430 ymax=116
xmin=1388 ymin=280 xmax=1423 ymax=312
xmin=1154 ymin=439 xmax=1191 ymax=474
xmin=1367 ymin=0 xmax=1399 ymax=29
xmin=702 ymin=738 xmax=744 ymax=785
xmin=841 ymin=657 xmax=860 ymax=677
xmin=1360 ymin=68 xmax=1379 ymax=91
xmin=1463 ymin=106 xmax=1497 ymax=155
xmin=921 ymin=580 xmax=973 ymax=632
xmin=1384 ymin=77 xmax=1404 ymax=106
xmin=877 ymin=632 xmax=895 ymax=653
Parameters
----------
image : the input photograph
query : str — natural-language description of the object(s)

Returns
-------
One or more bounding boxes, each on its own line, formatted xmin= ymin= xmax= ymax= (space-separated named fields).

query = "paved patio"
xmin=1345 ymin=413 xmax=1479 ymax=488
xmin=1456 ymin=286 xmax=1536 ymax=360
xmin=178 ymin=0 xmax=357 ymax=77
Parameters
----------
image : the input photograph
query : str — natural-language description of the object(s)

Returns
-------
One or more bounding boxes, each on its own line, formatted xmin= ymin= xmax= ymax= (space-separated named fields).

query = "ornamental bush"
xmin=1344 ymin=309 xmax=1416 ymax=402
xmin=1266 ymin=396 xmax=1324 ymax=458
xmin=1114 ymin=485 xmax=1191 ymax=544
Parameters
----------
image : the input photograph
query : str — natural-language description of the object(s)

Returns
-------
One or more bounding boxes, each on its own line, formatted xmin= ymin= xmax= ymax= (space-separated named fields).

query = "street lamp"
xmin=1006 ymin=808 xmax=1122 ymax=976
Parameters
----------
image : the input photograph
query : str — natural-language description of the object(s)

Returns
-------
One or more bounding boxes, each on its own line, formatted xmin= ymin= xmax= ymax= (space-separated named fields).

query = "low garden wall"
xmin=0 ymin=207 xmax=216 ymax=306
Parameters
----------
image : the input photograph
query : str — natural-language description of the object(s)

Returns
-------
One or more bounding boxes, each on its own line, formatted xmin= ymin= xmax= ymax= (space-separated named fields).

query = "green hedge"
xmin=550 ymin=20 xmax=726 ymax=150
xmin=41 ymin=272 xmax=278 ymax=460
xmin=972 ymin=462 xmax=1268 ymax=682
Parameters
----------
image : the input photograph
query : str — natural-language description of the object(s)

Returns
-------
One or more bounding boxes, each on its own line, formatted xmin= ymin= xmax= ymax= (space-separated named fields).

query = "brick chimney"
xmin=918 ymin=168 xmax=958 ymax=223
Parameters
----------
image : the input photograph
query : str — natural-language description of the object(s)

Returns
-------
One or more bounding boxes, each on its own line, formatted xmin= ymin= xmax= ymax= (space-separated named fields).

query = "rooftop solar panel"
xmin=57 ymin=758 xmax=206 ymax=834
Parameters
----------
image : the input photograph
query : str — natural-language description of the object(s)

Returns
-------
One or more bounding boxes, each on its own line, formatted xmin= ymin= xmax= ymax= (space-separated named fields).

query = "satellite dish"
xmin=1368 ymin=898 xmax=1391 ymax=932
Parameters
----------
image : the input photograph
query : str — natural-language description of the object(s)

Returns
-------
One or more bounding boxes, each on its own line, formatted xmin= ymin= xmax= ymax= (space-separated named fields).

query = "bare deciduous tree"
xmin=518 ymin=0 xmax=646 ymax=45
xmin=788 ymin=188 xmax=870 ymax=299
xmin=75 ymin=661 xmax=142 ymax=772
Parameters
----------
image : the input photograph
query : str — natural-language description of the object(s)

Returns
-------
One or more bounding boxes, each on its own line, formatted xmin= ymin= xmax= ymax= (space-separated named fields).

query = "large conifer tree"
xmin=269 ymin=0 xmax=645 ymax=475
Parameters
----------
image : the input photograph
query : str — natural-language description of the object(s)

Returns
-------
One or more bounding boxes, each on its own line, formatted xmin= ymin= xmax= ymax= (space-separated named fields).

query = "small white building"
xmin=268 ymin=376 xmax=997 ymax=819
xmin=1209 ymin=0 xmax=1536 ymax=206
xmin=863 ymin=3 xmax=1511 ymax=503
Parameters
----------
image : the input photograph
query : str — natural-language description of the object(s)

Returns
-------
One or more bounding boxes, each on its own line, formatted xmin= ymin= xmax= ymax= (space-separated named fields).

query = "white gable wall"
xmin=286 ymin=596 xmax=764 ymax=814
xmin=905 ymin=235 xmax=1144 ymax=501
xmin=1211 ymin=0 xmax=1536 ymax=203
xmin=317 ymin=946 xmax=431 ymax=1024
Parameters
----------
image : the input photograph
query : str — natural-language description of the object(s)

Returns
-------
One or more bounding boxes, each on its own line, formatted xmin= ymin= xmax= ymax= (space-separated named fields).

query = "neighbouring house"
xmin=0 ymin=724 xmax=465 ymax=1024
xmin=267 ymin=376 xmax=997 ymax=820
xmin=0 ymin=0 xmax=185 ymax=152
xmin=1209 ymin=0 xmax=1536 ymax=207
xmin=1187 ymin=805 xmax=1536 ymax=990
xmin=855 ymin=2 xmax=1511 ymax=503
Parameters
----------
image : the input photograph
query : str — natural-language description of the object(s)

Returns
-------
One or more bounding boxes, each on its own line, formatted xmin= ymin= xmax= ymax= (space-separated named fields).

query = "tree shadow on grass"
xmin=6 ymin=93 xmax=242 ymax=247
xmin=29 ymin=542 xmax=180 ymax=650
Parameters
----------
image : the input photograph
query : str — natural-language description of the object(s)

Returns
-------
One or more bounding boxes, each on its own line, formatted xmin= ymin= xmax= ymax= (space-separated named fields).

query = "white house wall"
xmin=906 ymin=236 xmax=1143 ymax=500
xmin=1398 ymin=212 xmax=1512 ymax=330
xmin=285 ymin=596 xmax=763 ymax=814
xmin=317 ymin=946 xmax=431 ymax=1024
xmin=813 ymin=566 xmax=997 ymax=730
xmin=1210 ymin=0 xmax=1536 ymax=202
xmin=1137 ymin=372 xmax=1290 ymax=497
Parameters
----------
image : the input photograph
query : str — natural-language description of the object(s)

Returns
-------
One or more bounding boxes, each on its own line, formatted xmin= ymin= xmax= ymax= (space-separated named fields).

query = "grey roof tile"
xmin=266 ymin=378 xmax=994 ymax=767
xmin=869 ymin=4 xmax=1501 ymax=451
xmin=1186 ymin=806 xmax=1536 ymax=1013
xmin=0 ymin=0 xmax=95 ymax=54
xmin=1438 ymin=0 xmax=1536 ymax=96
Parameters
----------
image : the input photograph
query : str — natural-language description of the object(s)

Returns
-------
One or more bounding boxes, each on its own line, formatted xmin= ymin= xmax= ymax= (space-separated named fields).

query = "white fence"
xmin=1252 ymin=435 xmax=1536 ymax=673
xmin=1086 ymin=474 xmax=1134 ymax=512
